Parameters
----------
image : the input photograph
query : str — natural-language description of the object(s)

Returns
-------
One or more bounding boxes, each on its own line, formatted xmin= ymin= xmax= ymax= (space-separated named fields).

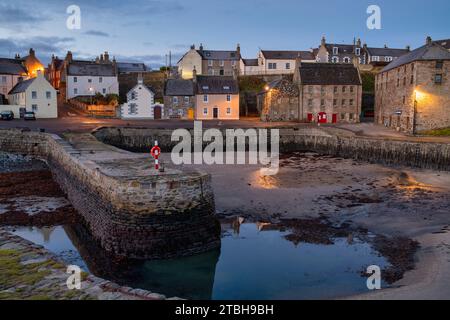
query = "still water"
xmin=12 ymin=223 xmax=389 ymax=300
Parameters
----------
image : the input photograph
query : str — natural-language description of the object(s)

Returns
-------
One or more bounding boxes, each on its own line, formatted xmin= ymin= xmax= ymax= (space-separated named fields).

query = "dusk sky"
xmin=0 ymin=0 xmax=449 ymax=68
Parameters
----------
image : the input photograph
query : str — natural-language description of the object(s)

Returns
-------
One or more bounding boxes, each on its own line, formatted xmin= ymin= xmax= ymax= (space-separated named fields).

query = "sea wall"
xmin=0 ymin=129 xmax=221 ymax=259
xmin=93 ymin=126 xmax=450 ymax=171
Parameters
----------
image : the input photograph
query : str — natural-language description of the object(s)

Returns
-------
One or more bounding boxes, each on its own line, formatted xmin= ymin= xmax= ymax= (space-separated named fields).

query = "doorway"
xmin=213 ymin=108 xmax=219 ymax=119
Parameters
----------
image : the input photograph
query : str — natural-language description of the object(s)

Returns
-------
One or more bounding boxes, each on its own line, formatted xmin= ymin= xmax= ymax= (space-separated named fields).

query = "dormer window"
xmin=355 ymin=48 xmax=361 ymax=56
xmin=385 ymin=56 xmax=393 ymax=62
xmin=333 ymin=47 xmax=339 ymax=55
xmin=223 ymin=86 xmax=230 ymax=90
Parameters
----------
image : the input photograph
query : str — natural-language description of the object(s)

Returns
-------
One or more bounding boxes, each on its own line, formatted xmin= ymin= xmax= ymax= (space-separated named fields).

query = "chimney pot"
xmin=426 ymin=36 xmax=432 ymax=45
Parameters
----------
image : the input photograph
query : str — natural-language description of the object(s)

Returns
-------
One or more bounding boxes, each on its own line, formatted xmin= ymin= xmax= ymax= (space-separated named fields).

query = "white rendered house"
xmin=7 ymin=71 xmax=57 ymax=118
xmin=121 ymin=79 xmax=162 ymax=119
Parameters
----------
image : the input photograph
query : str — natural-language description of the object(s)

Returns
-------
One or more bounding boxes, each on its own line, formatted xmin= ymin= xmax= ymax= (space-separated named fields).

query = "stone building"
xmin=375 ymin=37 xmax=450 ymax=133
xmin=258 ymin=78 xmax=300 ymax=121
xmin=47 ymin=55 xmax=64 ymax=90
xmin=260 ymin=61 xmax=362 ymax=123
xmin=163 ymin=78 xmax=196 ymax=119
xmin=177 ymin=44 xmax=241 ymax=79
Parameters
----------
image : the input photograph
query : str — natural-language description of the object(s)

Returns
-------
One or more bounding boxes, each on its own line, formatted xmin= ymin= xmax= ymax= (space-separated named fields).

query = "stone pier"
xmin=0 ymin=129 xmax=221 ymax=259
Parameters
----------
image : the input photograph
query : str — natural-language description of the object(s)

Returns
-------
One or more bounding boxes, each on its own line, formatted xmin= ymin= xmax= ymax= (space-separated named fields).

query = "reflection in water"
xmin=12 ymin=220 xmax=390 ymax=300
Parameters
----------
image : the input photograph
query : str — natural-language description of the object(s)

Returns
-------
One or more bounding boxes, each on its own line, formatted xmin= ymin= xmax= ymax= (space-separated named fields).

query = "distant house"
xmin=7 ymin=71 xmax=57 ymax=118
xmin=375 ymin=37 xmax=450 ymax=133
xmin=177 ymin=44 xmax=241 ymax=79
xmin=434 ymin=39 xmax=450 ymax=51
xmin=121 ymin=79 xmax=160 ymax=119
xmin=194 ymin=75 xmax=239 ymax=120
xmin=362 ymin=44 xmax=410 ymax=64
xmin=0 ymin=58 xmax=27 ymax=96
xmin=256 ymin=50 xmax=316 ymax=75
xmin=63 ymin=51 xmax=119 ymax=101
xmin=239 ymin=59 xmax=259 ymax=76
xmin=47 ymin=55 xmax=64 ymax=90
xmin=315 ymin=37 xmax=364 ymax=64
xmin=258 ymin=78 xmax=300 ymax=121
xmin=117 ymin=62 xmax=149 ymax=74
xmin=163 ymin=78 xmax=195 ymax=119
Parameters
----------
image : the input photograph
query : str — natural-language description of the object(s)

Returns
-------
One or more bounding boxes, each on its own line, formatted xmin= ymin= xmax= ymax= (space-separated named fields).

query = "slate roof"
xmin=261 ymin=50 xmax=315 ymax=60
xmin=325 ymin=44 xmax=357 ymax=55
xmin=242 ymin=59 xmax=259 ymax=66
xmin=195 ymin=76 xmax=239 ymax=94
xmin=365 ymin=47 xmax=410 ymax=58
xmin=165 ymin=79 xmax=195 ymax=96
xmin=298 ymin=63 xmax=361 ymax=85
xmin=67 ymin=60 xmax=116 ymax=76
xmin=0 ymin=58 xmax=28 ymax=75
xmin=197 ymin=50 xmax=240 ymax=61
xmin=117 ymin=62 xmax=148 ymax=73
xmin=434 ymin=39 xmax=450 ymax=50
xmin=381 ymin=42 xmax=450 ymax=73
xmin=8 ymin=78 xmax=35 ymax=94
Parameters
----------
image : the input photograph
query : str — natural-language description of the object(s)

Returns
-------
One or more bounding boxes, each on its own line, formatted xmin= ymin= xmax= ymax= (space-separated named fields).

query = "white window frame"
xmin=73 ymin=77 xmax=77 ymax=83
xmin=355 ymin=48 xmax=361 ymax=56
xmin=333 ymin=47 xmax=339 ymax=55
xmin=286 ymin=62 xmax=291 ymax=69
xmin=226 ymin=94 xmax=231 ymax=102
xmin=203 ymin=107 xmax=208 ymax=115
xmin=31 ymin=91 xmax=37 ymax=99
xmin=332 ymin=56 xmax=339 ymax=63
xmin=173 ymin=96 xmax=179 ymax=105
xmin=203 ymin=95 xmax=208 ymax=103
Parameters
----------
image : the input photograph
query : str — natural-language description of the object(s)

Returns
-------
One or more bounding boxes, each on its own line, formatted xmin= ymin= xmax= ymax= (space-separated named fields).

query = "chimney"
xmin=294 ymin=53 xmax=302 ymax=71
xmin=363 ymin=43 xmax=368 ymax=49
xmin=426 ymin=36 xmax=432 ymax=45
xmin=95 ymin=56 xmax=100 ymax=63
xmin=15 ymin=53 xmax=21 ymax=60
xmin=29 ymin=48 xmax=35 ymax=57
xmin=137 ymin=73 xmax=144 ymax=85
xmin=321 ymin=36 xmax=326 ymax=47
xmin=236 ymin=43 xmax=241 ymax=57
xmin=356 ymin=38 xmax=361 ymax=47
xmin=406 ymin=45 xmax=411 ymax=51
xmin=66 ymin=51 xmax=73 ymax=63
xmin=190 ymin=44 xmax=195 ymax=50
xmin=384 ymin=44 xmax=388 ymax=49
xmin=104 ymin=51 xmax=110 ymax=62
xmin=199 ymin=43 xmax=204 ymax=51
xmin=100 ymin=54 xmax=104 ymax=62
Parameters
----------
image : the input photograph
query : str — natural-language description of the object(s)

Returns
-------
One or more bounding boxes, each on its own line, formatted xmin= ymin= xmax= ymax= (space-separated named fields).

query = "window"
xmin=385 ymin=56 xmax=393 ymax=62
xmin=349 ymin=99 xmax=354 ymax=106
xmin=178 ymin=109 xmax=184 ymax=116
xmin=334 ymin=86 xmax=338 ymax=93
xmin=226 ymin=107 xmax=231 ymax=115
xmin=102 ymin=88 xmax=106 ymax=94
xmin=128 ymin=103 xmax=137 ymax=115
xmin=372 ymin=56 xmax=380 ymax=62
xmin=203 ymin=108 xmax=208 ymax=115
xmin=88 ymin=79 xmax=92 ymax=83
xmin=268 ymin=63 xmax=277 ymax=70
xmin=350 ymin=86 xmax=354 ymax=93
xmin=321 ymin=86 xmax=325 ymax=95
xmin=342 ymin=99 xmax=346 ymax=106
xmin=333 ymin=99 xmax=337 ymax=106
xmin=32 ymin=91 xmax=37 ymax=99
xmin=308 ymin=99 xmax=313 ymax=107
xmin=286 ymin=63 xmax=291 ymax=70
xmin=397 ymin=78 xmax=400 ymax=87
xmin=46 ymin=91 xmax=51 ymax=99
xmin=32 ymin=104 xmax=38 ymax=111
xmin=332 ymin=56 xmax=339 ymax=63
xmin=349 ymin=113 xmax=354 ymax=120
xmin=403 ymin=78 xmax=406 ymax=86
xmin=173 ymin=96 xmax=178 ymax=104
xmin=342 ymin=86 xmax=346 ymax=93
xmin=1 ymin=76 xmax=6 ymax=83
xmin=74 ymin=88 xmax=78 ymax=95
xmin=436 ymin=61 xmax=443 ymax=69
xmin=202 ymin=85 xmax=209 ymax=90
xmin=208 ymin=60 xmax=213 ymax=66
xmin=333 ymin=47 xmax=339 ymax=55
xmin=131 ymin=91 xmax=137 ymax=100
xmin=435 ymin=74 xmax=443 ymax=84
xmin=220 ymin=60 xmax=224 ymax=67
xmin=184 ymin=96 xmax=190 ymax=103
xmin=343 ymin=57 xmax=350 ymax=63
xmin=73 ymin=77 xmax=77 ymax=83
xmin=226 ymin=94 xmax=231 ymax=102
xmin=203 ymin=95 xmax=208 ymax=103
xmin=99 ymin=77 xmax=103 ymax=83
xmin=355 ymin=48 xmax=361 ymax=56
xmin=410 ymin=75 xmax=414 ymax=84
xmin=223 ymin=86 xmax=230 ymax=90
xmin=340 ymin=113 xmax=346 ymax=120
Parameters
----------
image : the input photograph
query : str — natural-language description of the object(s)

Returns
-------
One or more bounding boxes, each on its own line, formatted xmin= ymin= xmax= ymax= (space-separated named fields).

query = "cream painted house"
xmin=8 ymin=71 xmax=57 ymax=118
xmin=194 ymin=76 xmax=239 ymax=120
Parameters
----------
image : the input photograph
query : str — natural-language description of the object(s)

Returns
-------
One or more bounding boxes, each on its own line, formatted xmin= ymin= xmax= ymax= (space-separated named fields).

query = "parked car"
xmin=24 ymin=111 xmax=36 ymax=121
xmin=1 ymin=110 xmax=14 ymax=120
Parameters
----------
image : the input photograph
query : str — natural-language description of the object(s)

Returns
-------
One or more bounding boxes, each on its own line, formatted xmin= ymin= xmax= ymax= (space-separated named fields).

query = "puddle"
xmin=10 ymin=222 xmax=390 ymax=300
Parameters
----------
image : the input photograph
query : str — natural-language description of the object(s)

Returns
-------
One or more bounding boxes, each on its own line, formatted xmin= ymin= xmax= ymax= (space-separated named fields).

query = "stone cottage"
xmin=375 ymin=36 xmax=450 ymax=133
xmin=258 ymin=78 xmax=300 ymax=121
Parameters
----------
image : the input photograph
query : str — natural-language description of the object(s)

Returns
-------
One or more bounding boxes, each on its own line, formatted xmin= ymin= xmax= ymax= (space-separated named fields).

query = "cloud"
xmin=0 ymin=3 xmax=48 ymax=31
xmin=84 ymin=30 xmax=110 ymax=37
xmin=0 ymin=36 xmax=75 ymax=64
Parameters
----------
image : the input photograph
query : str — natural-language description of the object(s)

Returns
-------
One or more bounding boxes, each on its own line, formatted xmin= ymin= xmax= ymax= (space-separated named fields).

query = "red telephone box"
xmin=307 ymin=113 xmax=314 ymax=123
xmin=318 ymin=112 xmax=327 ymax=124
xmin=332 ymin=114 xmax=337 ymax=123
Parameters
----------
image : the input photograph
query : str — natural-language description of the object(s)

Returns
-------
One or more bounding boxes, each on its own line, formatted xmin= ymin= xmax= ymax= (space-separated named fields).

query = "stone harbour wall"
xmin=93 ymin=126 xmax=450 ymax=171
xmin=0 ymin=129 xmax=221 ymax=259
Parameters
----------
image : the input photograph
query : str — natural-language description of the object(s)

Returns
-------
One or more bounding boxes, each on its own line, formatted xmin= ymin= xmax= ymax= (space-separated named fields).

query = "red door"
xmin=318 ymin=112 xmax=327 ymax=124
xmin=332 ymin=114 xmax=337 ymax=123
xmin=153 ymin=105 xmax=162 ymax=119
xmin=307 ymin=113 xmax=313 ymax=123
